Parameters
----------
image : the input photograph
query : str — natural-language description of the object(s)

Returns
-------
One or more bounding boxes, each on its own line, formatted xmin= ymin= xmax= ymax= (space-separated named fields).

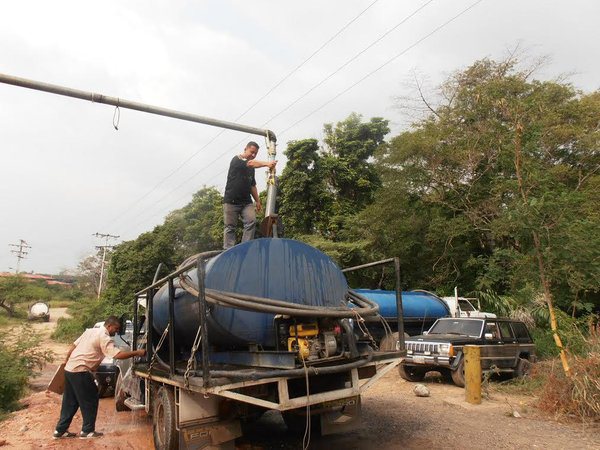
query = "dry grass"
xmin=537 ymin=325 xmax=600 ymax=422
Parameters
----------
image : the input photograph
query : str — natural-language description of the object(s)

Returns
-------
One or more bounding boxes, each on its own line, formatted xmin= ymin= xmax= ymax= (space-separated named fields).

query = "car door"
xmin=481 ymin=321 xmax=502 ymax=370
xmin=497 ymin=321 xmax=519 ymax=369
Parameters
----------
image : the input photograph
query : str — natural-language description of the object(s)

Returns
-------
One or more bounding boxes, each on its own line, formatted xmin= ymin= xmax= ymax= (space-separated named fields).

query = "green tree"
xmin=278 ymin=139 xmax=332 ymax=236
xmin=366 ymin=57 xmax=600 ymax=313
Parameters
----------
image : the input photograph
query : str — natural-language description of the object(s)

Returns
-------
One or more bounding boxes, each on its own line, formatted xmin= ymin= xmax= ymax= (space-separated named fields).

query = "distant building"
xmin=0 ymin=272 xmax=73 ymax=287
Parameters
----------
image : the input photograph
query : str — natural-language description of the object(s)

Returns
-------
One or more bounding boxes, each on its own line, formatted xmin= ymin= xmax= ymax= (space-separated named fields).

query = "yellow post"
xmin=464 ymin=345 xmax=481 ymax=405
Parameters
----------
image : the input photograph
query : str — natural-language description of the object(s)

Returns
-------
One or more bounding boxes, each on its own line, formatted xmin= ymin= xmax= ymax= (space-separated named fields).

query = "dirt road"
xmin=1 ymin=311 xmax=598 ymax=449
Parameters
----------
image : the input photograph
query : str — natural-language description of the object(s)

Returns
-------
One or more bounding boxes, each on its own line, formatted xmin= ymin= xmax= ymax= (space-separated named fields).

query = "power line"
xmin=112 ymin=2 xmax=431 ymax=235
xmin=102 ymin=2 xmax=379 ymax=232
xmin=262 ymin=0 xmax=435 ymax=127
xmin=118 ymin=0 xmax=483 ymax=239
xmin=280 ymin=0 xmax=484 ymax=136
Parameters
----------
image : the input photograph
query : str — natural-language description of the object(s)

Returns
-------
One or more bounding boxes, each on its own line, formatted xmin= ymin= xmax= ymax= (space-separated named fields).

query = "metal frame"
xmin=133 ymin=356 xmax=401 ymax=411
xmin=343 ymin=256 xmax=406 ymax=351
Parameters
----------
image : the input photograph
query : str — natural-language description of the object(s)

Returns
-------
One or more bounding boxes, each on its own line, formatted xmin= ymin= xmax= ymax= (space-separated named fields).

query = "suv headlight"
xmin=439 ymin=343 xmax=454 ymax=356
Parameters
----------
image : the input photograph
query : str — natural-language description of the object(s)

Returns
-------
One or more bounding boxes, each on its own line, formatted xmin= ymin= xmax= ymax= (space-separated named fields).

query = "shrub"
xmin=0 ymin=326 xmax=54 ymax=412
xmin=534 ymin=324 xmax=600 ymax=421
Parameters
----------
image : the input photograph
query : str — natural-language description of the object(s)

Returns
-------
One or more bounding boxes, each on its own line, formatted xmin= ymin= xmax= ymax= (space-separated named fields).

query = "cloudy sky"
xmin=1 ymin=0 xmax=598 ymax=274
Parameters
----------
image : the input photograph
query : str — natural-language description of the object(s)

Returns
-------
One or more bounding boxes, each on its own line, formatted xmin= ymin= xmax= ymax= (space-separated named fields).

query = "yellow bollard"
xmin=464 ymin=345 xmax=481 ymax=404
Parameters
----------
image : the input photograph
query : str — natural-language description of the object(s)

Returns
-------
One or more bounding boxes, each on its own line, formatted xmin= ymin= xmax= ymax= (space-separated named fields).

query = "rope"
xmin=149 ymin=324 xmax=169 ymax=380
xmin=301 ymin=356 xmax=311 ymax=450
xmin=184 ymin=324 xmax=203 ymax=390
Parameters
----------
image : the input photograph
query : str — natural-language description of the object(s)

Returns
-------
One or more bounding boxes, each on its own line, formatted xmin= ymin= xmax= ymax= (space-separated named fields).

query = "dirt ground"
xmin=1 ymin=309 xmax=599 ymax=449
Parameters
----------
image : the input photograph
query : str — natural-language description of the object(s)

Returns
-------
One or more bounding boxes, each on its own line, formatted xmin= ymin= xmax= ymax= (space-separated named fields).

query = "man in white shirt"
xmin=53 ymin=316 xmax=145 ymax=439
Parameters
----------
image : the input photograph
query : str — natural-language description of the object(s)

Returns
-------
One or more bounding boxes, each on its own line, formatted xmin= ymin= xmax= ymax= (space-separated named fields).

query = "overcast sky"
xmin=1 ymin=0 xmax=598 ymax=274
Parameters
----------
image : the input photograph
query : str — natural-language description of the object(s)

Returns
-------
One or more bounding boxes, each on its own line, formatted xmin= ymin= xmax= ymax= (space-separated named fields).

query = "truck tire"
xmin=282 ymin=409 xmax=320 ymax=435
xmin=115 ymin=371 xmax=130 ymax=412
xmin=450 ymin=359 xmax=465 ymax=387
xmin=398 ymin=364 xmax=426 ymax=382
xmin=514 ymin=357 xmax=531 ymax=379
xmin=153 ymin=386 xmax=178 ymax=450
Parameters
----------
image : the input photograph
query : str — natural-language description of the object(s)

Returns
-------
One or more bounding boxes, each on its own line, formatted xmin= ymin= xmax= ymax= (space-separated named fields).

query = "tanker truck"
xmin=116 ymin=239 xmax=405 ymax=449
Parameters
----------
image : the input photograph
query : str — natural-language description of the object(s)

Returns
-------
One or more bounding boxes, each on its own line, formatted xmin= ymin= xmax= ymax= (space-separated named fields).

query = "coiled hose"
xmin=177 ymin=252 xmax=380 ymax=319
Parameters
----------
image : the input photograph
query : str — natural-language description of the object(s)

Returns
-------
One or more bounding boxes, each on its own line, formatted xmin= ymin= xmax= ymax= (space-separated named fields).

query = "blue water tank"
xmin=353 ymin=289 xmax=450 ymax=321
xmin=153 ymin=238 xmax=348 ymax=349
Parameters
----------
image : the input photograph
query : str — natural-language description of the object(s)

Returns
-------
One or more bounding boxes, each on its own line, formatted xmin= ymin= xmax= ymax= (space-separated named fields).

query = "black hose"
xmin=174 ymin=350 xmax=373 ymax=381
xmin=179 ymin=275 xmax=379 ymax=318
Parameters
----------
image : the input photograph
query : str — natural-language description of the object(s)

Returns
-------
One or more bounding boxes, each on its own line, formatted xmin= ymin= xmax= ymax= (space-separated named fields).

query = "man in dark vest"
xmin=223 ymin=141 xmax=277 ymax=249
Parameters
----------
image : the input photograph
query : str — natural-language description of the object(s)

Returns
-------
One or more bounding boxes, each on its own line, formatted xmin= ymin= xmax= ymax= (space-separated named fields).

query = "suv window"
xmin=498 ymin=322 xmax=515 ymax=340
xmin=484 ymin=322 xmax=500 ymax=340
xmin=511 ymin=322 xmax=531 ymax=342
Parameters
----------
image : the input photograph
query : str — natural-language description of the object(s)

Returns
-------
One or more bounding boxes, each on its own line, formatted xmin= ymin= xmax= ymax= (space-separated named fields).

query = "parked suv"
xmin=400 ymin=317 xmax=535 ymax=387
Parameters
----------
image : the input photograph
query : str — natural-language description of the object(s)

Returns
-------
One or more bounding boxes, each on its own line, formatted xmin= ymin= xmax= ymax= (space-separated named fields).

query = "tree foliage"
xmin=359 ymin=58 xmax=599 ymax=309
xmin=279 ymin=113 xmax=389 ymax=242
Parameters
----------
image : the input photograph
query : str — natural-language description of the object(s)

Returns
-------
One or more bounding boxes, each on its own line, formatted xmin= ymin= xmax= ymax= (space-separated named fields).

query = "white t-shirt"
xmin=65 ymin=326 xmax=121 ymax=373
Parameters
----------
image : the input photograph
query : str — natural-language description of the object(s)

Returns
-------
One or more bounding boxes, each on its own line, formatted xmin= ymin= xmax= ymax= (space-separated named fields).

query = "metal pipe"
xmin=168 ymin=279 xmax=176 ymax=376
xmin=264 ymin=137 xmax=278 ymax=220
xmin=197 ymin=257 xmax=210 ymax=388
xmin=394 ymin=257 xmax=406 ymax=352
xmin=0 ymin=73 xmax=276 ymax=141
xmin=341 ymin=258 xmax=395 ymax=273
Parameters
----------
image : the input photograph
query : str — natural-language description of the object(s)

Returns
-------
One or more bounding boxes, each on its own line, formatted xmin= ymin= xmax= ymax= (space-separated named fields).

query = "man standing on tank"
xmin=223 ymin=141 xmax=277 ymax=249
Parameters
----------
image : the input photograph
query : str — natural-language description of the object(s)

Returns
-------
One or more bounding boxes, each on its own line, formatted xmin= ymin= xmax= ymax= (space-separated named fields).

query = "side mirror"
xmin=484 ymin=333 xmax=493 ymax=340
xmin=138 ymin=315 xmax=146 ymax=334
xmin=118 ymin=314 xmax=127 ymax=336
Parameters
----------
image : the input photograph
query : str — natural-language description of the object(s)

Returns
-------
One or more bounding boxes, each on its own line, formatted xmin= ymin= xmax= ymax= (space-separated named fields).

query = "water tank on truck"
xmin=151 ymin=238 xmax=352 ymax=354
xmin=353 ymin=289 xmax=450 ymax=343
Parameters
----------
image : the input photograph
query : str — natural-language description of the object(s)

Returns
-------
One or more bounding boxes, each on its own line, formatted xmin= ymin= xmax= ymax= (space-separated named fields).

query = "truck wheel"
xmin=514 ymin=357 xmax=531 ymax=379
xmin=282 ymin=409 xmax=320 ymax=435
xmin=398 ymin=364 xmax=426 ymax=382
xmin=450 ymin=359 xmax=465 ymax=387
xmin=115 ymin=371 xmax=130 ymax=412
xmin=153 ymin=386 xmax=178 ymax=450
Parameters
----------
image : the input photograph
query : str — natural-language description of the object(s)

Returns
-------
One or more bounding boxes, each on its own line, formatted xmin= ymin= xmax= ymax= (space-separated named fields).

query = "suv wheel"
xmin=450 ymin=359 xmax=465 ymax=387
xmin=514 ymin=357 xmax=531 ymax=379
xmin=398 ymin=364 xmax=426 ymax=382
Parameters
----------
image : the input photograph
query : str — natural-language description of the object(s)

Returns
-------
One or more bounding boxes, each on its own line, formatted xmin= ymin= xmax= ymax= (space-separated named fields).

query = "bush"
xmin=0 ymin=326 xmax=54 ymax=412
xmin=51 ymin=296 xmax=127 ymax=343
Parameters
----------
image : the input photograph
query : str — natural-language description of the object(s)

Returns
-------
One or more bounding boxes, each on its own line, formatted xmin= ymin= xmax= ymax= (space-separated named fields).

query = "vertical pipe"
xmin=464 ymin=345 xmax=481 ymax=404
xmin=394 ymin=257 xmax=405 ymax=352
xmin=168 ymin=279 xmax=176 ymax=376
xmin=133 ymin=295 xmax=139 ymax=357
xmin=147 ymin=287 xmax=154 ymax=373
xmin=197 ymin=257 xmax=210 ymax=387
xmin=264 ymin=136 xmax=278 ymax=219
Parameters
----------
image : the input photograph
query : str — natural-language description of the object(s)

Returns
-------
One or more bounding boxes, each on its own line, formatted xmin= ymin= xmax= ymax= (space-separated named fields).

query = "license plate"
xmin=413 ymin=355 xmax=425 ymax=364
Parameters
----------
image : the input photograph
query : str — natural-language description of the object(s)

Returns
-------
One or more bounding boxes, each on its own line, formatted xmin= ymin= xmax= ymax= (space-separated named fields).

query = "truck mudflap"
xmin=179 ymin=420 xmax=241 ymax=450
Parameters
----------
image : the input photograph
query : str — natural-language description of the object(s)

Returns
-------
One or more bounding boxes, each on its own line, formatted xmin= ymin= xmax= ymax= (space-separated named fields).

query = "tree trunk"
xmin=514 ymin=121 xmax=571 ymax=377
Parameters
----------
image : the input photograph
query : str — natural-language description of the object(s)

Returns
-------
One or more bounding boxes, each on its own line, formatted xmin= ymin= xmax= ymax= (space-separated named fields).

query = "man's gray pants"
xmin=223 ymin=203 xmax=256 ymax=249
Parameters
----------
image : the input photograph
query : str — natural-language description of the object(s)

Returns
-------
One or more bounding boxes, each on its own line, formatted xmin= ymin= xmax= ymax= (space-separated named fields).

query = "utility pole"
xmin=93 ymin=232 xmax=119 ymax=299
xmin=9 ymin=239 xmax=31 ymax=274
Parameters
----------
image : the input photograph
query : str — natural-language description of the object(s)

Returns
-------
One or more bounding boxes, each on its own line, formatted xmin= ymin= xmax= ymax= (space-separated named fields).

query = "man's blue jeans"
xmin=223 ymin=203 xmax=256 ymax=249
